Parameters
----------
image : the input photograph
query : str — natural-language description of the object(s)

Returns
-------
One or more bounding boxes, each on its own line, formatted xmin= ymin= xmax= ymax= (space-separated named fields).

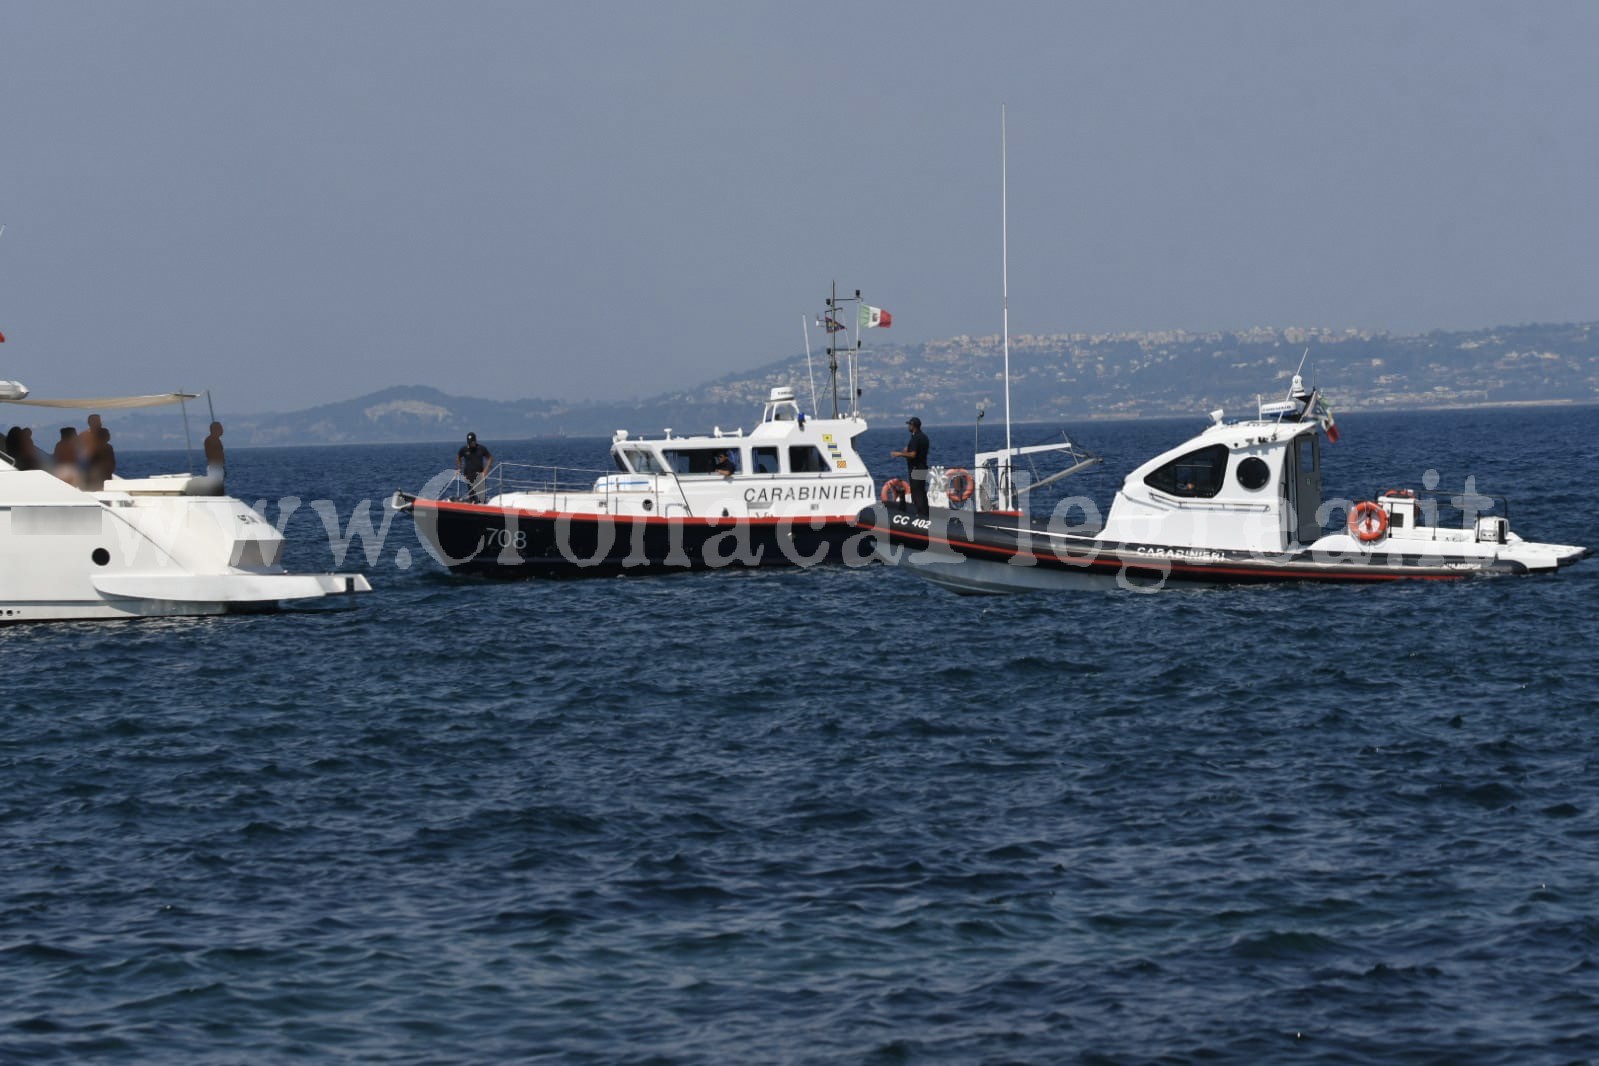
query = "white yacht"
xmin=0 ymin=387 xmax=372 ymax=622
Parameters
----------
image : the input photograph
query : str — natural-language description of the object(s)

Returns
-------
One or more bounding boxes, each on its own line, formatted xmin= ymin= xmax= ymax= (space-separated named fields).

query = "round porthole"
xmin=642 ymin=499 xmax=654 ymax=511
xmin=92 ymin=548 xmax=111 ymax=566
xmin=1236 ymin=457 xmax=1271 ymax=491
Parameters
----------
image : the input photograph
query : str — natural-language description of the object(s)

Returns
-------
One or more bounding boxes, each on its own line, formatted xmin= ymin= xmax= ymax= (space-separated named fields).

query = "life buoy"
xmin=944 ymin=468 xmax=974 ymax=505
xmin=1381 ymin=488 xmax=1415 ymax=499
xmin=881 ymin=478 xmax=910 ymax=504
xmin=1349 ymin=500 xmax=1388 ymax=543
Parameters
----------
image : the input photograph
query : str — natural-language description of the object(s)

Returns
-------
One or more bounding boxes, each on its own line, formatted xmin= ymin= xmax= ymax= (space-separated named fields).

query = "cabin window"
xmin=621 ymin=448 xmax=664 ymax=474
xmin=663 ymin=448 xmax=738 ymax=475
xmin=1236 ymin=456 xmax=1271 ymax=491
xmin=1144 ymin=444 xmax=1229 ymax=499
xmin=752 ymin=447 xmax=780 ymax=474
xmin=1300 ymin=435 xmax=1318 ymax=472
xmin=788 ymin=445 xmax=830 ymax=473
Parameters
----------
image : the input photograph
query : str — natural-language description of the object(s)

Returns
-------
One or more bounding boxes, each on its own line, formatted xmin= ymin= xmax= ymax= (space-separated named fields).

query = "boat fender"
xmin=945 ymin=468 xmax=974 ymax=505
xmin=1349 ymin=500 xmax=1389 ymax=543
xmin=881 ymin=479 xmax=910 ymax=504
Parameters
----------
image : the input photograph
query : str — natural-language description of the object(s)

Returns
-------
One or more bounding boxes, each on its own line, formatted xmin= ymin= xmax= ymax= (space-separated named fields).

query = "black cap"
xmin=906 ymin=417 xmax=921 ymax=428
xmin=467 ymin=432 xmax=477 ymax=442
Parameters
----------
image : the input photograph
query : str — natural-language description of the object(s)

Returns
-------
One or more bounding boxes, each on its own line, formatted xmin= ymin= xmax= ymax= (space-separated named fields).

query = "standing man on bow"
xmin=892 ymin=415 xmax=930 ymax=516
xmin=456 ymin=432 xmax=493 ymax=503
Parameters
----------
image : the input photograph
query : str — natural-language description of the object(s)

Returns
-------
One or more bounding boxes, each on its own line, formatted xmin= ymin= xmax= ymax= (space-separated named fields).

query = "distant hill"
xmin=87 ymin=320 xmax=1599 ymax=449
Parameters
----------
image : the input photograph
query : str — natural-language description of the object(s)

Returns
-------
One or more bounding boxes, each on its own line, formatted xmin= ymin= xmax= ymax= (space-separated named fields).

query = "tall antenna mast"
xmin=1001 ymin=104 xmax=1014 ymax=497
xmin=821 ymin=281 xmax=864 ymax=419
xmin=802 ymin=314 xmax=818 ymax=413
xmin=827 ymin=280 xmax=840 ymax=417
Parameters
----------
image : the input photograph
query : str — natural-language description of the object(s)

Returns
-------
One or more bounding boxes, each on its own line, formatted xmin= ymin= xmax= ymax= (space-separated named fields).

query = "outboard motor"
xmin=1475 ymin=516 xmax=1509 ymax=545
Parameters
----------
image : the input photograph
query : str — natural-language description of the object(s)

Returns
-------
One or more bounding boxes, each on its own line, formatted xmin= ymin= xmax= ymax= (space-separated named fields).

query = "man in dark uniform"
xmin=892 ymin=416 xmax=930 ymax=516
xmin=456 ymin=432 xmax=494 ymax=502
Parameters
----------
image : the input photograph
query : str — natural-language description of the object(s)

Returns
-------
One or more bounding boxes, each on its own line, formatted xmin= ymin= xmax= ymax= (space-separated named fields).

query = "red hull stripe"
xmin=410 ymin=497 xmax=861 ymax=528
xmin=880 ymin=525 xmax=1467 ymax=583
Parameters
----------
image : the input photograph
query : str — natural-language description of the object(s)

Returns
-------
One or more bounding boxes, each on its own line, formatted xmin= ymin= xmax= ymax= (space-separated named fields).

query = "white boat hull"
xmin=0 ymin=469 xmax=371 ymax=624
xmin=863 ymin=503 xmax=1588 ymax=596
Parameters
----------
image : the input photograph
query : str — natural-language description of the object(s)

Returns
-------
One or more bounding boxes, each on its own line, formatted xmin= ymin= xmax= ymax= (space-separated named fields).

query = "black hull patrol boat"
xmin=399 ymin=496 xmax=875 ymax=577
xmin=861 ymin=367 xmax=1587 ymax=593
xmin=857 ymin=109 xmax=1587 ymax=594
xmin=862 ymin=434 xmax=1590 ymax=595
xmin=392 ymin=285 xmax=889 ymax=576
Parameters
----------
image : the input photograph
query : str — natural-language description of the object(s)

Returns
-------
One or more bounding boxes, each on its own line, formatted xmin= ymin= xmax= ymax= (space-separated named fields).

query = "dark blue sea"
xmin=4 ymin=406 xmax=1597 ymax=1064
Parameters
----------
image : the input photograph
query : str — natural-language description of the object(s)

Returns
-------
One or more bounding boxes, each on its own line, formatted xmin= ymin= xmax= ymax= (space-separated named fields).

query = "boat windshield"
xmin=620 ymin=447 xmax=665 ymax=474
xmin=1144 ymin=444 xmax=1229 ymax=499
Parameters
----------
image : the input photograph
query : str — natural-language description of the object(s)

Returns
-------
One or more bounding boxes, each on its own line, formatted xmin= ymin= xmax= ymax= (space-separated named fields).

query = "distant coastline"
xmin=83 ymin=319 xmax=1598 ymax=449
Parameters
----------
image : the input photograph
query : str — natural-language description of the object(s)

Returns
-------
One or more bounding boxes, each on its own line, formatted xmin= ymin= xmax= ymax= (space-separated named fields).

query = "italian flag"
xmin=859 ymin=304 xmax=892 ymax=329
xmin=1316 ymin=398 xmax=1339 ymax=443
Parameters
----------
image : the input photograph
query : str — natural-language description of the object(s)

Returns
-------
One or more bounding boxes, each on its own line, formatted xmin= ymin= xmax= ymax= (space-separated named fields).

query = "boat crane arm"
xmin=1014 ymin=455 xmax=1103 ymax=496
xmin=1012 ymin=441 xmax=1090 ymax=459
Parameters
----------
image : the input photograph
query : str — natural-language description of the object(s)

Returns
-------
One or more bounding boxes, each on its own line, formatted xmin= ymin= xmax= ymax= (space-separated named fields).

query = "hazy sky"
xmin=2 ymin=1 xmax=1595 ymax=412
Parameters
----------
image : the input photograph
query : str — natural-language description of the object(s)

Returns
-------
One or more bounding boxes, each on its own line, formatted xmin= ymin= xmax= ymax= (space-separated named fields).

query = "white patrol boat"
xmin=393 ymin=386 xmax=875 ymax=574
xmin=859 ymin=375 xmax=1589 ymax=593
xmin=0 ymin=387 xmax=372 ymax=623
xmin=392 ymin=287 xmax=886 ymax=575
xmin=857 ymin=111 xmax=1587 ymax=592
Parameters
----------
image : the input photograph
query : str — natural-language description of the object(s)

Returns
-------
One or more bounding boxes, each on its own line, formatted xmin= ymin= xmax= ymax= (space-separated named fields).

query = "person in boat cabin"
xmin=713 ymin=450 xmax=735 ymax=478
xmin=892 ymin=416 xmax=931 ymax=516
xmin=456 ymin=432 xmax=493 ymax=502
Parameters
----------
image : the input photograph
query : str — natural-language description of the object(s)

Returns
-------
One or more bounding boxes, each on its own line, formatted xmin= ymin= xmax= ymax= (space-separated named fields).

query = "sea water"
xmin=3 ymin=407 xmax=1596 ymax=1063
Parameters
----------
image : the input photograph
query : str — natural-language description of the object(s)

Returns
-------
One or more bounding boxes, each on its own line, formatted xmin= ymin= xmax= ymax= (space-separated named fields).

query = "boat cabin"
xmin=1098 ymin=412 xmax=1325 ymax=553
xmin=608 ymin=387 xmax=857 ymax=480
xmin=472 ymin=385 xmax=874 ymax=523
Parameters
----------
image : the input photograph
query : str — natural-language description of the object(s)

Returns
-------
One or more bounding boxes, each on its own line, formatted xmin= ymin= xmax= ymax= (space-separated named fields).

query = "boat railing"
xmin=444 ymin=461 xmax=695 ymax=516
xmin=1364 ymin=487 xmax=1508 ymax=542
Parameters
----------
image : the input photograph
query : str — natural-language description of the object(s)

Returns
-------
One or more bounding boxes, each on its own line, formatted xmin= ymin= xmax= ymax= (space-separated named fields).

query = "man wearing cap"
xmin=892 ymin=416 xmax=930 ymax=516
xmin=456 ymin=432 xmax=494 ymax=503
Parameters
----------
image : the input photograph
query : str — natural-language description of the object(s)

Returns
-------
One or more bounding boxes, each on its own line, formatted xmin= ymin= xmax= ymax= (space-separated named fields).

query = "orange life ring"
xmin=1349 ymin=500 xmax=1389 ymax=543
xmin=945 ymin=468 xmax=974 ymax=504
xmin=1381 ymin=488 xmax=1415 ymax=499
xmin=881 ymin=478 xmax=910 ymax=504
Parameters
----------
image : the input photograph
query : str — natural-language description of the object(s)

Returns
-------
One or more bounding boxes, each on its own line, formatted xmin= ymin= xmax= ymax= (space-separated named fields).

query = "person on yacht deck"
xmin=204 ymin=421 xmax=225 ymax=482
xmin=77 ymin=425 xmax=103 ymax=488
xmin=87 ymin=427 xmax=115 ymax=490
xmin=13 ymin=427 xmax=42 ymax=471
xmin=52 ymin=427 xmax=80 ymax=484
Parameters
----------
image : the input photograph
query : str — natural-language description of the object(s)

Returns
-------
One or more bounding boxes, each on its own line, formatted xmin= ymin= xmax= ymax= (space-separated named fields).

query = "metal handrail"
xmin=440 ymin=461 xmax=696 ymax=517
